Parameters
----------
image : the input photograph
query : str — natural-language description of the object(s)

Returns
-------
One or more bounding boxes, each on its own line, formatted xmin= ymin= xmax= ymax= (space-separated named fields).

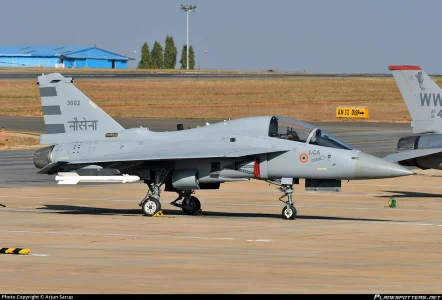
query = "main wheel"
xmin=182 ymin=196 xmax=201 ymax=215
xmin=282 ymin=205 xmax=297 ymax=220
xmin=142 ymin=197 xmax=161 ymax=217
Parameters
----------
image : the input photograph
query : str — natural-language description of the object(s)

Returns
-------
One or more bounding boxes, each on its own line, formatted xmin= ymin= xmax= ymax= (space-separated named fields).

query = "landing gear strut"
xmin=139 ymin=170 xmax=171 ymax=217
xmin=170 ymin=191 xmax=201 ymax=215
xmin=267 ymin=178 xmax=297 ymax=220
xmin=279 ymin=185 xmax=297 ymax=220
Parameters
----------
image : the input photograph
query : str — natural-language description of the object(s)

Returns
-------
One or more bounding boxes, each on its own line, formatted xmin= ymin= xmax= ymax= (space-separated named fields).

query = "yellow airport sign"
xmin=336 ymin=106 xmax=369 ymax=119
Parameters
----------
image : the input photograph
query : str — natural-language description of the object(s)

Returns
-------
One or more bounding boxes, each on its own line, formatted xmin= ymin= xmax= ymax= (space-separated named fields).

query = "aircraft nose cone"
xmin=355 ymin=152 xmax=414 ymax=179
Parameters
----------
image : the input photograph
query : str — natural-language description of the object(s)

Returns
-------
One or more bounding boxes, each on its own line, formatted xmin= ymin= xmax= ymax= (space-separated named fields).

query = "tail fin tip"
xmin=388 ymin=65 xmax=422 ymax=71
xmin=38 ymin=73 xmax=73 ymax=85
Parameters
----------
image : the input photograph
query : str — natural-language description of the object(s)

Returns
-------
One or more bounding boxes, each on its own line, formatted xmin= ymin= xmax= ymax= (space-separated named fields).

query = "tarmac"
xmin=0 ymin=174 xmax=441 ymax=293
xmin=1 ymin=118 xmax=441 ymax=293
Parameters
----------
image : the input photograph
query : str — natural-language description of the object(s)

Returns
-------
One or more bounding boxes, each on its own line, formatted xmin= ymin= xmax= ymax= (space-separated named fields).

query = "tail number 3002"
xmin=67 ymin=100 xmax=80 ymax=106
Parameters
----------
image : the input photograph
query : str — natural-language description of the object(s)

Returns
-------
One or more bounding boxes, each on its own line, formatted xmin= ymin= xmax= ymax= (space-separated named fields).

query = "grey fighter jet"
xmin=33 ymin=73 xmax=412 ymax=220
xmin=385 ymin=65 xmax=442 ymax=170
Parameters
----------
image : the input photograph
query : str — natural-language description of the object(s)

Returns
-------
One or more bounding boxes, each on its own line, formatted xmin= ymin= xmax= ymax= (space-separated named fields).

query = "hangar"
xmin=0 ymin=46 xmax=130 ymax=69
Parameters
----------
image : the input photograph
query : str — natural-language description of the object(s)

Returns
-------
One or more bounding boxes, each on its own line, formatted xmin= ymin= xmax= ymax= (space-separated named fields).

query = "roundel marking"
xmin=299 ymin=153 xmax=309 ymax=163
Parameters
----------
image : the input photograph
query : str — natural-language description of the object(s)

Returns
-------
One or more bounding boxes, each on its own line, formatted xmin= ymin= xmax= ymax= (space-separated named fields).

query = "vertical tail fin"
xmin=389 ymin=65 xmax=442 ymax=134
xmin=38 ymin=73 xmax=124 ymax=144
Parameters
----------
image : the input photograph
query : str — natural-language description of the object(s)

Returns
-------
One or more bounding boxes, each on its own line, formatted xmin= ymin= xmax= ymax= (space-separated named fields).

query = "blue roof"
xmin=0 ymin=46 xmax=128 ymax=60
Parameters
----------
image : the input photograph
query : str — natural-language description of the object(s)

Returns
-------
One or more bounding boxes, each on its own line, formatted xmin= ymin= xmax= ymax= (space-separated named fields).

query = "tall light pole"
xmin=181 ymin=4 xmax=197 ymax=70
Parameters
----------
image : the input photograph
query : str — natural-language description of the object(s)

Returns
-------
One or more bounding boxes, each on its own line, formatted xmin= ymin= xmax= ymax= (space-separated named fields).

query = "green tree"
xmin=189 ymin=45 xmax=195 ymax=70
xmin=137 ymin=42 xmax=152 ymax=69
xmin=150 ymin=41 xmax=165 ymax=69
xmin=180 ymin=45 xmax=196 ymax=70
xmin=180 ymin=45 xmax=187 ymax=69
xmin=164 ymin=35 xmax=178 ymax=69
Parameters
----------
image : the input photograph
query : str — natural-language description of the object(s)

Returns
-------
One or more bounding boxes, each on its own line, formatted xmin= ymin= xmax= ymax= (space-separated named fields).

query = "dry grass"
xmin=0 ymin=131 xmax=42 ymax=149
xmin=2 ymin=77 xmax=440 ymax=121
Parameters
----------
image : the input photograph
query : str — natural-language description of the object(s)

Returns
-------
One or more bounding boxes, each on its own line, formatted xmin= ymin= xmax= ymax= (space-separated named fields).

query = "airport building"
xmin=0 ymin=46 xmax=130 ymax=69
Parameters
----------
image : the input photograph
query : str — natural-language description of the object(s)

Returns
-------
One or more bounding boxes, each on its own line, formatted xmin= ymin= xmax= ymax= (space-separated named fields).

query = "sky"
xmin=1 ymin=0 xmax=441 ymax=73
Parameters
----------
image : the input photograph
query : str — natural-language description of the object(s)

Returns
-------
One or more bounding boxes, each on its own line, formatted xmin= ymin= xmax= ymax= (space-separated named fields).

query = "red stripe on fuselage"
xmin=254 ymin=156 xmax=260 ymax=178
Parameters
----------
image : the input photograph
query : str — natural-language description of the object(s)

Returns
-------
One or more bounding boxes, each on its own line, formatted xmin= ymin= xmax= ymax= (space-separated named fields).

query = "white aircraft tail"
xmin=38 ymin=73 xmax=124 ymax=144
xmin=389 ymin=65 xmax=442 ymax=134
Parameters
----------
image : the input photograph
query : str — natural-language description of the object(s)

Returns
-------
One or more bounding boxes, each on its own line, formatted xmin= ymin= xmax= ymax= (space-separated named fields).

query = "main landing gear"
xmin=139 ymin=170 xmax=170 ymax=217
xmin=138 ymin=170 xmax=202 ymax=217
xmin=268 ymin=178 xmax=298 ymax=220
xmin=170 ymin=191 xmax=201 ymax=215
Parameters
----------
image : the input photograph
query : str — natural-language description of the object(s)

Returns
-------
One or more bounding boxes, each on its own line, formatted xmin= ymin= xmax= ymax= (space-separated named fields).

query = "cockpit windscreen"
xmin=268 ymin=116 xmax=353 ymax=150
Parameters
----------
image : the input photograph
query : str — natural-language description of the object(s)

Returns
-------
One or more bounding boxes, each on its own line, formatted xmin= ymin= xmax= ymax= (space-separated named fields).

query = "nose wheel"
xmin=282 ymin=205 xmax=297 ymax=220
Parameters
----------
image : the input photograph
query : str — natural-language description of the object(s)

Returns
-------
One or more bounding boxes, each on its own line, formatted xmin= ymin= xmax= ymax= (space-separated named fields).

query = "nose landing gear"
xmin=279 ymin=185 xmax=297 ymax=220
xmin=267 ymin=178 xmax=298 ymax=220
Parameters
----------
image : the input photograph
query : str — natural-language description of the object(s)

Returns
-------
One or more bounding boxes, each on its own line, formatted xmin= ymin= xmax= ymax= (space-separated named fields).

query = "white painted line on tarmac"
xmin=0 ymin=195 xmax=135 ymax=202
xmin=320 ymin=220 xmax=442 ymax=228
xmin=227 ymin=203 xmax=442 ymax=213
xmin=179 ymin=236 xmax=235 ymax=240
xmin=229 ymin=203 xmax=279 ymax=207
xmin=304 ymin=192 xmax=382 ymax=197
xmin=349 ymin=183 xmax=442 ymax=190
xmin=247 ymin=239 xmax=272 ymax=242
xmin=348 ymin=184 xmax=398 ymax=187
xmin=30 ymin=254 xmax=50 ymax=257
xmin=0 ymin=230 xmax=235 ymax=241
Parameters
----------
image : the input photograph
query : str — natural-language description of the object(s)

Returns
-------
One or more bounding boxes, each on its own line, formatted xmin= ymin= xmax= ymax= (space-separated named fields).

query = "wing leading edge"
xmin=383 ymin=148 xmax=442 ymax=163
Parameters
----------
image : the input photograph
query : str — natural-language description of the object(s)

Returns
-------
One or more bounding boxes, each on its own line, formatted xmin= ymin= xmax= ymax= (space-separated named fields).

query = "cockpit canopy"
xmin=268 ymin=116 xmax=353 ymax=150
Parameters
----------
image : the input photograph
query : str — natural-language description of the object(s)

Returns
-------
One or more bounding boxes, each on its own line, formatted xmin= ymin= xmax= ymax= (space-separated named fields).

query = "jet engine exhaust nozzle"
xmin=33 ymin=145 xmax=55 ymax=169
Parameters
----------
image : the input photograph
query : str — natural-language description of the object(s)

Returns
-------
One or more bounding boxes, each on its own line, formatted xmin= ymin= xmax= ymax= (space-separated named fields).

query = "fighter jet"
xmin=33 ymin=73 xmax=412 ymax=220
xmin=384 ymin=65 xmax=442 ymax=170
